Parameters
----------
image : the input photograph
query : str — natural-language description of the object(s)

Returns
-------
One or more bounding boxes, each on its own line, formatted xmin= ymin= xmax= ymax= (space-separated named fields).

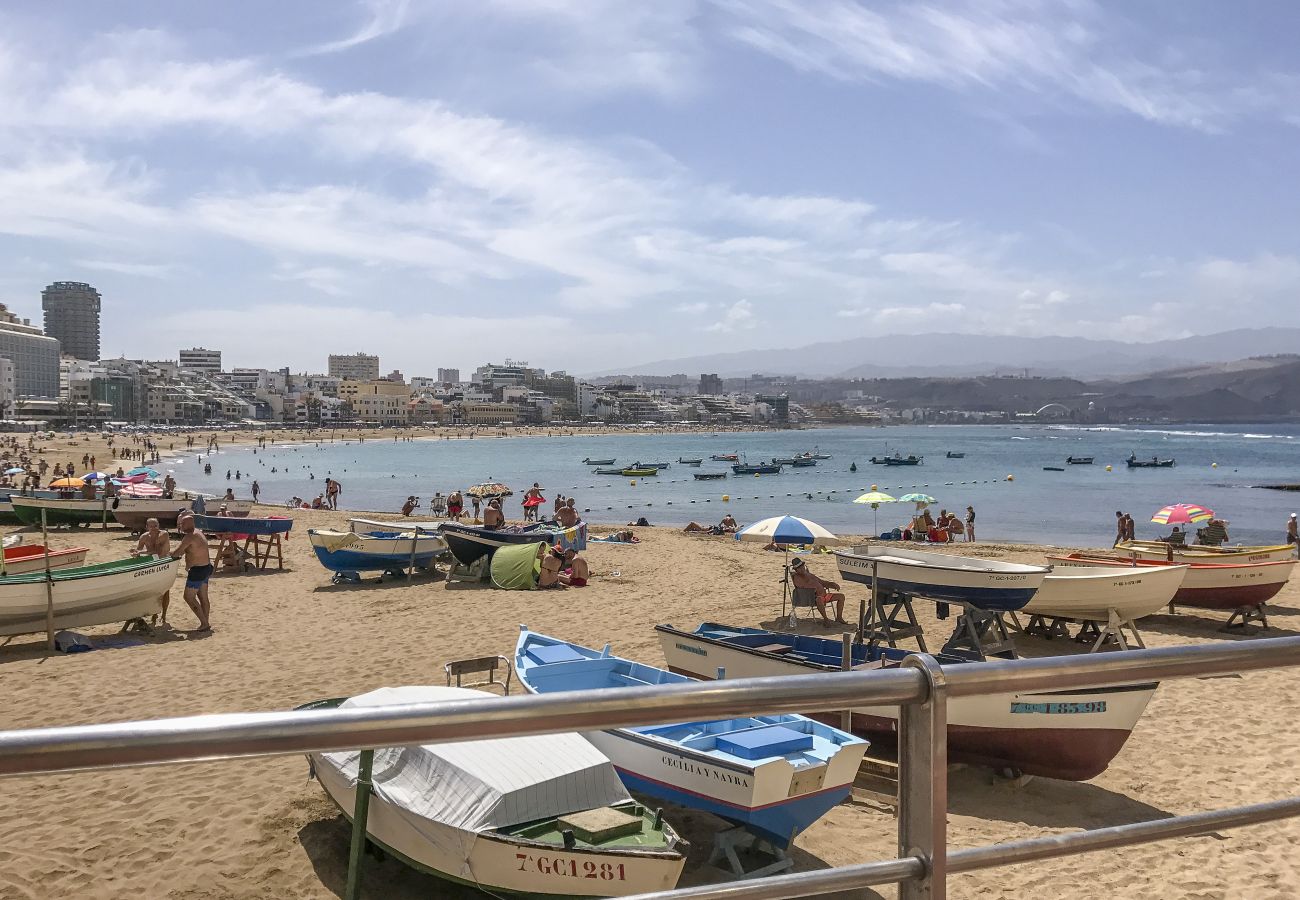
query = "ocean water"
xmin=175 ymin=424 xmax=1300 ymax=549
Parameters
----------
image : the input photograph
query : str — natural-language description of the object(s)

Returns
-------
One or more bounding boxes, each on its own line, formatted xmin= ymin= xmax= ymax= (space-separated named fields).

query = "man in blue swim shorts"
xmin=170 ymin=513 xmax=213 ymax=633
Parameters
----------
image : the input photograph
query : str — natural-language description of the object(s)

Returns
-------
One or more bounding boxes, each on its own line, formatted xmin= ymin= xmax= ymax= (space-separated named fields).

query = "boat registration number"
xmin=1010 ymin=701 xmax=1107 ymax=714
xmin=516 ymin=855 xmax=627 ymax=881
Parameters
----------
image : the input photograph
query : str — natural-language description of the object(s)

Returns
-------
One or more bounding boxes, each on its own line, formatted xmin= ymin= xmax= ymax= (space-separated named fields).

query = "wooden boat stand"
xmin=707 ymin=824 xmax=793 ymax=879
xmin=941 ymin=604 xmax=1018 ymax=661
xmin=859 ymin=587 xmax=927 ymax=652
xmin=1223 ymin=602 xmax=1269 ymax=631
xmin=211 ymin=532 xmax=283 ymax=573
xmin=1012 ymin=609 xmax=1147 ymax=652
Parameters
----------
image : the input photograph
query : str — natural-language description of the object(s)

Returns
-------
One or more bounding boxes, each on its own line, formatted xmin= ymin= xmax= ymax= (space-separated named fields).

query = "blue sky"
xmin=0 ymin=1 xmax=1297 ymax=375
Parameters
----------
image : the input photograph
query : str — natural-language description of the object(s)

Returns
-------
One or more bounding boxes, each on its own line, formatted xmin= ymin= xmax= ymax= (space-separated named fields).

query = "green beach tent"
xmin=490 ymin=541 xmax=548 ymax=590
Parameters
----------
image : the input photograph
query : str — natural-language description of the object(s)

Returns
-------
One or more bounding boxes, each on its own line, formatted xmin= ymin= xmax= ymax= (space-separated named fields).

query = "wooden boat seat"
xmin=751 ymin=643 xmax=794 ymax=654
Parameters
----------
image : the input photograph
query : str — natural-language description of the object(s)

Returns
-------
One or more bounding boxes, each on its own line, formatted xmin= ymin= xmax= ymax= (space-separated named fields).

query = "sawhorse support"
xmin=1224 ymin=603 xmax=1269 ymax=631
xmin=707 ymin=825 xmax=793 ymax=879
xmin=1022 ymin=614 xmax=1072 ymax=640
xmin=1076 ymin=610 xmax=1146 ymax=652
xmin=861 ymin=588 xmax=928 ymax=651
xmin=941 ymin=605 xmax=1019 ymax=660
xmin=242 ymin=533 xmax=283 ymax=571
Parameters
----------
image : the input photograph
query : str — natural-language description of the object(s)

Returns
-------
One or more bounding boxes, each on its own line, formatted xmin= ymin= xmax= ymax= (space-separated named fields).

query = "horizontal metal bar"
xmin=0 ymin=667 xmax=926 ymax=778
xmin=619 ymin=856 xmax=925 ymax=900
xmin=949 ymin=796 xmax=1300 ymax=872
xmin=941 ymin=635 xmax=1300 ymax=697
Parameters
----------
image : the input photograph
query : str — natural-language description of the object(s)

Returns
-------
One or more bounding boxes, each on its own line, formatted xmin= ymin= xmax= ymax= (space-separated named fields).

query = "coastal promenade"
xmin=0 ymin=511 xmax=1294 ymax=898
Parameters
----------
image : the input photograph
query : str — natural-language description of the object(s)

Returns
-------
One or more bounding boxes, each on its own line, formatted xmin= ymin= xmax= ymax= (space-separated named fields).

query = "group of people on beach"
xmin=130 ymin=510 xmax=213 ymax=634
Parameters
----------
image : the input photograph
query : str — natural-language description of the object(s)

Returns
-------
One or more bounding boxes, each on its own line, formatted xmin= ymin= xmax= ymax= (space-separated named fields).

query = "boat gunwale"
xmin=835 ymin=547 xmax=1051 ymax=576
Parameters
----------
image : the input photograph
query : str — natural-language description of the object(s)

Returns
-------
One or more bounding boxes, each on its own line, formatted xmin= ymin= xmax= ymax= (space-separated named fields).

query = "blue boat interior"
xmin=516 ymin=628 xmax=863 ymax=764
xmin=689 ymin=623 xmax=972 ymax=667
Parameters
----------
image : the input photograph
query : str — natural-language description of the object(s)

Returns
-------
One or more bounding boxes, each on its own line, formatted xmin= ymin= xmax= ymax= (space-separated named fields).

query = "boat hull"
xmin=12 ymin=497 xmax=111 ymax=526
xmin=835 ymin=547 xmax=1048 ymax=611
xmin=1024 ymin=565 xmax=1186 ymax=621
xmin=113 ymin=501 xmax=250 ymax=531
xmin=656 ymin=625 xmax=1154 ymax=781
xmin=194 ymin=514 xmax=292 ymax=536
xmin=308 ymin=530 xmax=447 ymax=573
xmin=1050 ymin=555 xmax=1295 ymax=611
xmin=2 ymin=545 xmax=89 ymax=575
xmin=442 ymin=523 xmax=584 ymax=566
xmin=0 ymin=557 xmax=179 ymax=636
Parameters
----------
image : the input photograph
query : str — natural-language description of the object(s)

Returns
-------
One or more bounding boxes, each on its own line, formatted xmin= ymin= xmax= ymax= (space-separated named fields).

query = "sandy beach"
xmin=0 ymin=513 xmax=1296 ymax=900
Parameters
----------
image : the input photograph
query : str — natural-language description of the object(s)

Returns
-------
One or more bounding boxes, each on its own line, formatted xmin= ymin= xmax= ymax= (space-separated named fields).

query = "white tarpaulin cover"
xmin=317 ymin=686 xmax=631 ymax=832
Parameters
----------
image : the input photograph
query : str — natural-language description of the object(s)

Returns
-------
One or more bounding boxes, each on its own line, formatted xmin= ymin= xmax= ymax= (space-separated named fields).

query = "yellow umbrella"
xmin=49 ymin=477 xmax=82 ymax=488
xmin=853 ymin=491 xmax=897 ymax=533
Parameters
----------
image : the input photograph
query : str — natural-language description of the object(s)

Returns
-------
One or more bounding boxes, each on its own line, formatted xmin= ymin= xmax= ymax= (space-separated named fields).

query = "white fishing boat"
xmin=1114 ymin=540 xmax=1296 ymax=565
xmin=0 ymin=556 xmax=179 ymax=636
xmin=1023 ymin=564 xmax=1188 ymax=622
xmin=0 ymin=544 xmax=90 ymax=575
xmin=656 ymin=623 xmax=1157 ymax=781
xmin=1049 ymin=553 xmax=1297 ymax=611
xmin=305 ymin=686 xmax=687 ymax=897
xmin=834 ymin=546 xmax=1050 ymax=611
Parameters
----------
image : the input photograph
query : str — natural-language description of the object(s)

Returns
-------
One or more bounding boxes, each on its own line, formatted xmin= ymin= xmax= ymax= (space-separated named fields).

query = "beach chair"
xmin=445 ymin=655 xmax=513 ymax=695
xmin=1196 ymin=520 xmax=1229 ymax=546
xmin=791 ymin=587 xmax=822 ymax=622
xmin=1166 ymin=530 xmax=1187 ymax=545
xmin=429 ymin=495 xmax=447 ymax=517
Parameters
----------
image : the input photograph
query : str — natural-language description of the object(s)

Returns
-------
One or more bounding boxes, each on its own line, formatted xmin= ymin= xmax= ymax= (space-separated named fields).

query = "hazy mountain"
xmin=597 ymin=329 xmax=1300 ymax=380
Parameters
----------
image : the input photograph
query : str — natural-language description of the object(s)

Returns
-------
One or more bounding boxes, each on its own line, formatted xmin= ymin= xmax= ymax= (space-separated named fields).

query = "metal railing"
xmin=0 ymin=637 xmax=1298 ymax=899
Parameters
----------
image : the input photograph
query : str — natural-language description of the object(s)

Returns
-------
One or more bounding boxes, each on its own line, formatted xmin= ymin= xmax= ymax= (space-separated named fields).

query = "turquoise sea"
xmin=176 ymin=424 xmax=1300 ymax=548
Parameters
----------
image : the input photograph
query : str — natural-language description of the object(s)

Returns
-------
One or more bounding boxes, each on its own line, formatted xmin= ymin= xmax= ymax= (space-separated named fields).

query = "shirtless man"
xmin=719 ymin=514 xmax=738 ymax=533
xmin=790 ymin=558 xmax=848 ymax=627
xmin=132 ymin=518 xmax=172 ymax=625
xmin=170 ymin=514 xmax=213 ymax=632
xmin=482 ymin=498 xmax=505 ymax=529
xmin=556 ymin=499 xmax=579 ymax=529
xmin=326 ymin=477 xmax=341 ymax=510
xmin=558 ymin=548 xmax=590 ymax=586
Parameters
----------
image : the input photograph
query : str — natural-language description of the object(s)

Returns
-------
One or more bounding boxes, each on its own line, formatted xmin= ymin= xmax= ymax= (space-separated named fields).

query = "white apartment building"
xmin=179 ymin=347 xmax=222 ymax=374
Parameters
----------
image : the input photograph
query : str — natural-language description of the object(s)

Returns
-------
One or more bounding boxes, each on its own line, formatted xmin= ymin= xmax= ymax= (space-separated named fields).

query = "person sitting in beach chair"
xmin=1196 ymin=518 xmax=1229 ymax=546
xmin=790 ymin=558 xmax=847 ymax=627
xmin=1162 ymin=526 xmax=1186 ymax=544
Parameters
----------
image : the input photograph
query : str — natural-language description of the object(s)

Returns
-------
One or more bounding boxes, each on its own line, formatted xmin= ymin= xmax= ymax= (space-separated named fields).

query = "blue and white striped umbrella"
xmin=735 ymin=515 xmax=839 ymax=547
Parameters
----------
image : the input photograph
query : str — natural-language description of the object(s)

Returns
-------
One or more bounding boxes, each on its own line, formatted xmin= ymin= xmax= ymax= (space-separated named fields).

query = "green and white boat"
xmin=0 ymin=556 xmax=179 ymax=636
xmin=11 ymin=496 xmax=113 ymax=527
xmin=303 ymin=686 xmax=687 ymax=897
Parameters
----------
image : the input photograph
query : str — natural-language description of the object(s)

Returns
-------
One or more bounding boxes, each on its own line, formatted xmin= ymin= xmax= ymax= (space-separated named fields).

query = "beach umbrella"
xmin=119 ymin=482 xmax=163 ymax=498
xmin=127 ymin=466 xmax=161 ymax=478
xmin=735 ymin=514 xmax=839 ymax=547
xmin=49 ymin=477 xmax=81 ymax=488
xmin=853 ymin=491 xmax=897 ymax=534
xmin=3 ymin=467 xmax=24 ymax=476
xmin=466 ymin=482 xmax=514 ymax=498
xmin=1151 ymin=503 xmax=1214 ymax=525
xmin=81 ymin=471 xmax=109 ymax=482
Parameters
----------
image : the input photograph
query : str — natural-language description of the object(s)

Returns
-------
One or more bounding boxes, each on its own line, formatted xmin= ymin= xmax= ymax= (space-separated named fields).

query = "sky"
xmin=0 ymin=1 xmax=1297 ymax=376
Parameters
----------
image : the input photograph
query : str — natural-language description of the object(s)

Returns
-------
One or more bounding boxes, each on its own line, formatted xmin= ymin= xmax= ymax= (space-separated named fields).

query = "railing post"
xmin=345 ymin=749 xmax=375 ymax=900
xmin=899 ymin=654 xmax=948 ymax=899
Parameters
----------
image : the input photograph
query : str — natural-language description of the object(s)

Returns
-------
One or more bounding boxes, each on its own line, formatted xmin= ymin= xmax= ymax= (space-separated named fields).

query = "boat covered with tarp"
xmin=305 ymin=686 xmax=687 ymax=896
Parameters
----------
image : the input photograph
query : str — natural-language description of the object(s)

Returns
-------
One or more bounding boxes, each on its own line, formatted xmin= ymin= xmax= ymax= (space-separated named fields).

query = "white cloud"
xmin=73 ymin=259 xmax=176 ymax=278
xmin=298 ymin=0 xmax=413 ymax=56
xmin=705 ymin=299 xmax=756 ymax=332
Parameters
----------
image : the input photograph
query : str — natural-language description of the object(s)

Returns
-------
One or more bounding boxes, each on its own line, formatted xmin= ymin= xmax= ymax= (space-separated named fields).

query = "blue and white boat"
xmin=308 ymin=528 xmax=447 ymax=582
xmin=834 ymin=546 xmax=1050 ymax=611
xmin=514 ymin=626 xmax=867 ymax=848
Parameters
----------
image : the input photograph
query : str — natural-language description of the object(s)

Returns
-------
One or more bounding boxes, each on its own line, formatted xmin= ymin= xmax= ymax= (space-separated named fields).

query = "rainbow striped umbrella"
xmin=1151 ymin=503 xmax=1214 ymax=525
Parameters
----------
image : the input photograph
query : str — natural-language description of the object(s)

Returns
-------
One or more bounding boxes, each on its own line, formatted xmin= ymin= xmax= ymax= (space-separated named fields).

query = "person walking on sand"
xmin=1114 ymin=511 xmax=1124 ymax=546
xmin=170 ymin=514 xmax=213 ymax=633
xmin=326 ymin=477 xmax=341 ymax=510
xmin=965 ymin=505 xmax=976 ymax=542
xmin=133 ymin=517 xmax=171 ymax=626
xmin=251 ymin=480 xmax=260 ymax=503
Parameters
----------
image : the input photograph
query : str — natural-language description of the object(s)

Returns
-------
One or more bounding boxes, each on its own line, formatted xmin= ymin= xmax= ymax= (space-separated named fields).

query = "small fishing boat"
xmin=693 ymin=472 xmax=727 ymax=480
xmin=309 ymin=528 xmax=448 ymax=580
xmin=732 ymin=463 xmax=782 ymax=475
xmin=1115 ymin=541 xmax=1297 ymax=565
xmin=710 ymin=454 xmax=739 ymax=462
xmin=515 ymin=627 xmax=867 ymax=848
xmin=0 ymin=490 xmax=61 ymax=524
xmin=1 ymin=544 xmax=90 ymax=575
xmin=620 ymin=468 xmax=658 ymax=477
xmin=634 ymin=462 xmax=670 ymax=470
xmin=655 ymin=623 xmax=1157 ymax=781
xmin=1049 ymin=553 xmax=1296 ymax=611
xmin=11 ymin=496 xmax=114 ymax=527
xmin=595 ymin=467 xmax=625 ymax=475
xmin=0 ymin=556 xmax=180 ymax=636
xmin=442 ymin=522 xmax=586 ymax=567
xmin=1126 ymin=454 xmax=1175 ymax=468
xmin=304 ymin=686 xmax=688 ymax=897
xmin=771 ymin=457 xmax=798 ymax=466
xmin=677 ymin=458 xmax=703 ymax=466
xmin=583 ymin=457 xmax=617 ymax=466
xmin=194 ymin=514 xmax=293 ymax=536
xmin=945 ymin=451 xmax=965 ymax=459
xmin=834 ymin=546 xmax=1050 ymax=611
xmin=883 ymin=455 xmax=923 ymax=467
xmin=114 ymin=498 xmax=252 ymax=531
xmin=1024 ymin=564 xmax=1187 ymax=622
xmin=806 ymin=450 xmax=832 ymax=460
xmin=790 ymin=457 xmax=817 ymax=467
xmin=1043 ymin=466 xmax=1065 ymax=472
xmin=1065 ymin=456 xmax=1093 ymax=465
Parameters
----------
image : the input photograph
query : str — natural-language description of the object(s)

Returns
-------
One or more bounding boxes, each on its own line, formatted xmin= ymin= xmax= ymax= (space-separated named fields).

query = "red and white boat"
xmin=1048 ymin=553 xmax=1296 ymax=611
xmin=1 ymin=544 xmax=90 ymax=575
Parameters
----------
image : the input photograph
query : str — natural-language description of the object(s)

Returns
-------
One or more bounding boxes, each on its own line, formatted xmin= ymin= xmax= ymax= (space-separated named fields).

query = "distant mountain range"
xmin=596 ymin=328 xmax=1300 ymax=380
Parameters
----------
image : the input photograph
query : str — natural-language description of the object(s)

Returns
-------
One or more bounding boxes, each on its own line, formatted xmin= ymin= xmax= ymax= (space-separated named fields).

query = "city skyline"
xmin=1 ymin=3 xmax=1298 ymax=376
